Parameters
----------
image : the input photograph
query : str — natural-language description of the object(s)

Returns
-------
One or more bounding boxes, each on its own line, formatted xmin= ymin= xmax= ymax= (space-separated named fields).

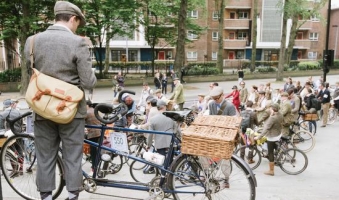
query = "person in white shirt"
xmin=196 ymin=94 xmax=207 ymax=114
xmin=137 ymin=82 xmax=153 ymax=110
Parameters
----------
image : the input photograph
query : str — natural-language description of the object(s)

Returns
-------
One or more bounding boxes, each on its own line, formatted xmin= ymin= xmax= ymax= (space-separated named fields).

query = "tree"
xmin=250 ymin=0 xmax=258 ymax=73
xmin=80 ymin=0 xmax=140 ymax=78
xmin=215 ymin=0 xmax=225 ymax=73
xmin=277 ymin=0 xmax=289 ymax=81
xmin=0 ymin=0 xmax=55 ymax=94
xmin=174 ymin=0 xmax=188 ymax=75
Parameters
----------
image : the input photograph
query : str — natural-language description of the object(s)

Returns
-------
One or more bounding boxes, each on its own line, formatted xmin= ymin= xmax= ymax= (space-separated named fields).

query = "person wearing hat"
xmin=254 ymin=103 xmax=283 ymax=176
xmin=137 ymin=82 xmax=154 ymax=111
xmin=239 ymin=81 xmax=248 ymax=106
xmin=225 ymin=85 xmax=240 ymax=111
xmin=317 ymin=82 xmax=331 ymax=127
xmin=23 ymin=1 xmax=97 ymax=199
xmin=279 ymin=92 xmax=293 ymax=136
xmin=0 ymin=99 xmax=21 ymax=133
xmin=169 ymin=77 xmax=185 ymax=110
xmin=255 ymin=90 xmax=267 ymax=111
xmin=155 ymin=89 xmax=170 ymax=105
xmin=147 ymin=100 xmax=180 ymax=168
xmin=208 ymin=86 xmax=236 ymax=188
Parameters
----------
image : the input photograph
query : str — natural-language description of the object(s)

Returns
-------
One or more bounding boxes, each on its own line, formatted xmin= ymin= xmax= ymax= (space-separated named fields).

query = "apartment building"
xmin=186 ymin=0 xmax=329 ymax=67
xmin=329 ymin=6 xmax=339 ymax=59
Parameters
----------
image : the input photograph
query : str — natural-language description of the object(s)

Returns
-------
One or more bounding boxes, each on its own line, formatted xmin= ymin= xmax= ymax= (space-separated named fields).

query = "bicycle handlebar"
xmin=7 ymin=111 xmax=33 ymax=135
xmin=94 ymin=90 xmax=136 ymax=124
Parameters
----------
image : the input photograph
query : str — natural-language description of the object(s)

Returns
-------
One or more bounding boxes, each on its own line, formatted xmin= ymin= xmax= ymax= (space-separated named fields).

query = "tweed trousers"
xmin=34 ymin=118 xmax=85 ymax=192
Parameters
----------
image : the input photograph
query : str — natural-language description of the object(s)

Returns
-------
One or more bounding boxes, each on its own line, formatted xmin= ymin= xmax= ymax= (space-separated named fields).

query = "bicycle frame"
xmin=82 ymin=124 xmax=206 ymax=194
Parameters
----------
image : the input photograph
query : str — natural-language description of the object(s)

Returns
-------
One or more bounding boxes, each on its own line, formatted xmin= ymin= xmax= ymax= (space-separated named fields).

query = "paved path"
xmin=1 ymin=74 xmax=339 ymax=199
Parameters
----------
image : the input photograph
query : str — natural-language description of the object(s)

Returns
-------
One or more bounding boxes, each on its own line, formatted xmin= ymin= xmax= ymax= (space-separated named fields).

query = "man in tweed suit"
xmin=239 ymin=81 xmax=248 ymax=106
xmin=24 ymin=2 xmax=96 ymax=200
xmin=170 ymin=77 xmax=185 ymax=110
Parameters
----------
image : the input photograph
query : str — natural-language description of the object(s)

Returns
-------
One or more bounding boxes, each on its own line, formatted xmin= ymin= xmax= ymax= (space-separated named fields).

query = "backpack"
xmin=240 ymin=110 xmax=252 ymax=132
xmin=311 ymin=98 xmax=321 ymax=111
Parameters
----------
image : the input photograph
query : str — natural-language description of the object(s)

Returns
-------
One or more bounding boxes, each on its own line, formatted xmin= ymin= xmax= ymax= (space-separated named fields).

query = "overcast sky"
xmin=333 ymin=0 xmax=339 ymax=8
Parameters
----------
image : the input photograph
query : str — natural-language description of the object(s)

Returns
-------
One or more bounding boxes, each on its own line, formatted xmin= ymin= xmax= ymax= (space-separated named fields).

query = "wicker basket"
xmin=83 ymin=143 xmax=90 ymax=154
xmin=191 ymin=115 xmax=242 ymax=129
xmin=0 ymin=137 xmax=7 ymax=148
xmin=181 ymin=125 xmax=237 ymax=160
xmin=302 ymin=113 xmax=318 ymax=121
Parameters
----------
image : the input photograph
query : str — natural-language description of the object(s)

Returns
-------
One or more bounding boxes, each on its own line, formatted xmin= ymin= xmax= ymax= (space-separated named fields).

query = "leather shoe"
xmin=320 ymin=125 xmax=326 ymax=127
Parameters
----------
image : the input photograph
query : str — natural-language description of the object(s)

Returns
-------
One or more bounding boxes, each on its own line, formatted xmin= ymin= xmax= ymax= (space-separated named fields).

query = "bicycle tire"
xmin=234 ymin=145 xmax=262 ymax=170
xmin=298 ymin=120 xmax=317 ymax=136
xmin=0 ymin=134 xmax=64 ymax=200
xmin=291 ymin=130 xmax=315 ymax=153
xmin=327 ymin=108 xmax=338 ymax=125
xmin=129 ymin=160 xmax=159 ymax=183
xmin=168 ymin=154 xmax=256 ymax=200
xmin=278 ymin=148 xmax=308 ymax=175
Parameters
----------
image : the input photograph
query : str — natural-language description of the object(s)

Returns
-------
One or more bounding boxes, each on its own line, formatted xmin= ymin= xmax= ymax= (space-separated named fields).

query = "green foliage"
xmin=186 ymin=65 xmax=219 ymax=75
xmin=0 ymin=68 xmax=21 ymax=82
xmin=297 ymin=61 xmax=321 ymax=70
xmin=255 ymin=66 xmax=276 ymax=73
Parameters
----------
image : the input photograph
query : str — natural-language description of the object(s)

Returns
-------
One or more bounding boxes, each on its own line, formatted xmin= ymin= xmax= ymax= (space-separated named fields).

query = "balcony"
xmin=294 ymin=40 xmax=312 ymax=49
xmin=224 ymin=39 xmax=247 ymax=49
xmin=225 ymin=0 xmax=251 ymax=9
xmin=298 ymin=20 xmax=312 ymax=30
xmin=224 ymin=19 xmax=250 ymax=29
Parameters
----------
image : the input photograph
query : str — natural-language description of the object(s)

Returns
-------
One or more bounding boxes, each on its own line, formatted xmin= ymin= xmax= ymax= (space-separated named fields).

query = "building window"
xmin=297 ymin=32 xmax=303 ymax=40
xmin=229 ymin=32 xmax=235 ymax=39
xmin=212 ymin=52 xmax=217 ymax=60
xmin=187 ymin=30 xmax=198 ymax=40
xmin=212 ymin=11 xmax=219 ymax=20
xmin=230 ymin=12 xmax=235 ymax=19
xmin=308 ymin=52 xmax=317 ymax=60
xmin=309 ymin=32 xmax=318 ymax=41
xmin=238 ymin=32 xmax=247 ymax=40
xmin=310 ymin=15 xmax=319 ymax=21
xmin=188 ymin=10 xmax=198 ymax=18
xmin=212 ymin=32 xmax=218 ymax=41
xmin=187 ymin=52 xmax=198 ymax=60
xmin=238 ymin=11 xmax=248 ymax=19
xmin=237 ymin=51 xmax=244 ymax=59
xmin=111 ymin=50 xmax=121 ymax=61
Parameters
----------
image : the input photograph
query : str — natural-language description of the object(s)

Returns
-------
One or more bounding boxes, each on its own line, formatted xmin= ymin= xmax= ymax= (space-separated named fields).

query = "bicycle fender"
xmin=232 ymin=154 xmax=257 ymax=187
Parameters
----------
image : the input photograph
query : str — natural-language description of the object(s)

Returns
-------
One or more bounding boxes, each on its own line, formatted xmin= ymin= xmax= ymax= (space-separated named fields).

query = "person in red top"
xmin=225 ymin=85 xmax=240 ymax=111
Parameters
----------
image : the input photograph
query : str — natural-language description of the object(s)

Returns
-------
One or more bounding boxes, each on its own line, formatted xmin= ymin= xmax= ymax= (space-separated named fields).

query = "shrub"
xmin=186 ymin=65 xmax=219 ymax=75
xmin=0 ymin=68 xmax=21 ymax=82
xmin=255 ymin=66 xmax=276 ymax=73
xmin=297 ymin=61 xmax=320 ymax=70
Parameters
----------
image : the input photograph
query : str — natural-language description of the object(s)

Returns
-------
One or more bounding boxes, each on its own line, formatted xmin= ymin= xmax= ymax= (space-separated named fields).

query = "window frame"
xmin=212 ymin=31 xmax=218 ymax=41
xmin=238 ymin=11 xmax=248 ymax=19
xmin=187 ymin=51 xmax=198 ymax=60
xmin=309 ymin=32 xmax=319 ymax=41
xmin=187 ymin=30 xmax=198 ymax=40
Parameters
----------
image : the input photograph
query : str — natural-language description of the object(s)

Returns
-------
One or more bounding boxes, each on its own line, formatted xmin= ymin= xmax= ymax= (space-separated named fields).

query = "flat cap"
xmin=3 ymin=99 xmax=18 ymax=108
xmin=198 ymin=94 xmax=206 ymax=97
xmin=155 ymin=89 xmax=162 ymax=94
xmin=157 ymin=100 xmax=167 ymax=107
xmin=270 ymin=103 xmax=280 ymax=111
xmin=209 ymin=86 xmax=224 ymax=97
xmin=54 ymin=1 xmax=86 ymax=27
xmin=281 ymin=92 xmax=289 ymax=97
xmin=258 ymin=90 xmax=265 ymax=94
xmin=232 ymin=85 xmax=238 ymax=89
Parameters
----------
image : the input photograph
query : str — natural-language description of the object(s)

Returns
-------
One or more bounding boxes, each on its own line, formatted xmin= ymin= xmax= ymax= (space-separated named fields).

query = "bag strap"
xmin=217 ymin=100 xmax=227 ymax=115
xmin=29 ymin=35 xmax=37 ymax=69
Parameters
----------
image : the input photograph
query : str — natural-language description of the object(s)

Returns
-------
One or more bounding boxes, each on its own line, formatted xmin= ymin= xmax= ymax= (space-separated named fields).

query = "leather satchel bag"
xmin=25 ymin=35 xmax=84 ymax=124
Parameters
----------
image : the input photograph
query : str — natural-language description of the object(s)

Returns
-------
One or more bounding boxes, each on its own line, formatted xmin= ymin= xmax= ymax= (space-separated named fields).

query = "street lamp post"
xmin=333 ymin=25 xmax=338 ymax=59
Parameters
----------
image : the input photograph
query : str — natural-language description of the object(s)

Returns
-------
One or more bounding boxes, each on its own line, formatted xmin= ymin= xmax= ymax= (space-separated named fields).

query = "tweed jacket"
xmin=24 ymin=25 xmax=97 ymax=119
xmin=170 ymin=83 xmax=185 ymax=104
xmin=239 ymin=87 xmax=248 ymax=104
xmin=280 ymin=99 xmax=293 ymax=126
xmin=257 ymin=112 xmax=283 ymax=140
xmin=148 ymin=112 xmax=179 ymax=149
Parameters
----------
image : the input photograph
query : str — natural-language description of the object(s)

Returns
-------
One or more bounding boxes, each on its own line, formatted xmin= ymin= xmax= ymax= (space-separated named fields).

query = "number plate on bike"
xmin=110 ymin=132 xmax=129 ymax=153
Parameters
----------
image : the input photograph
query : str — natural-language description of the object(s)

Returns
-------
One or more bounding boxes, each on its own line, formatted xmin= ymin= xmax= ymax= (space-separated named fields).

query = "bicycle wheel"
xmin=0 ymin=134 xmax=64 ymax=200
xmin=278 ymin=148 xmax=308 ymax=175
xmin=298 ymin=120 xmax=317 ymax=136
xmin=234 ymin=145 xmax=262 ymax=170
xmin=327 ymin=108 xmax=338 ymax=125
xmin=129 ymin=160 xmax=159 ymax=183
xmin=291 ymin=130 xmax=315 ymax=153
xmin=168 ymin=154 xmax=256 ymax=200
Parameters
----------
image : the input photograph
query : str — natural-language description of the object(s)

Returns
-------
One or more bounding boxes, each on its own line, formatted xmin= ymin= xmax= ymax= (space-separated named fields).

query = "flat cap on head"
xmin=155 ymin=89 xmax=162 ymax=94
xmin=157 ymin=100 xmax=167 ymax=107
xmin=281 ymin=92 xmax=289 ymax=97
xmin=209 ymin=86 xmax=224 ymax=97
xmin=3 ymin=99 xmax=18 ymax=108
xmin=54 ymin=1 xmax=86 ymax=27
xmin=271 ymin=103 xmax=280 ymax=111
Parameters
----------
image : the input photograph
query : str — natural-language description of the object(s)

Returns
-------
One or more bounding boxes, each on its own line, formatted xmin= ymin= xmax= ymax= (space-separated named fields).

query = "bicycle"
xmin=1 ymin=90 xmax=257 ymax=200
xmin=234 ymin=135 xmax=308 ymax=175
xmin=327 ymin=101 xmax=338 ymax=125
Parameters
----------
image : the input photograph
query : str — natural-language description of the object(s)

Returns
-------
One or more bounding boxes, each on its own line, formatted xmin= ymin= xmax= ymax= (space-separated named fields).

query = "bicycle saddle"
xmin=162 ymin=110 xmax=192 ymax=122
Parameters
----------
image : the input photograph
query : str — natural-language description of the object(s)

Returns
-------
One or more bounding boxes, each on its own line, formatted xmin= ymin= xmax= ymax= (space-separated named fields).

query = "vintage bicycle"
xmin=1 ymin=90 xmax=257 ymax=200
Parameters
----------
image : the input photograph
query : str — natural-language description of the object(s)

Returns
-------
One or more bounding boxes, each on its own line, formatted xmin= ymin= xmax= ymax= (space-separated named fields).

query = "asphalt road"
xmin=1 ymin=74 xmax=339 ymax=200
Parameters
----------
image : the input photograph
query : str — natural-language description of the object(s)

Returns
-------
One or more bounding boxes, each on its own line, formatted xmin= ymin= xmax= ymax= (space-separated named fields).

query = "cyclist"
xmin=317 ymin=82 xmax=331 ymax=127
xmin=279 ymin=92 xmax=293 ymax=137
xmin=254 ymin=103 xmax=283 ymax=176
